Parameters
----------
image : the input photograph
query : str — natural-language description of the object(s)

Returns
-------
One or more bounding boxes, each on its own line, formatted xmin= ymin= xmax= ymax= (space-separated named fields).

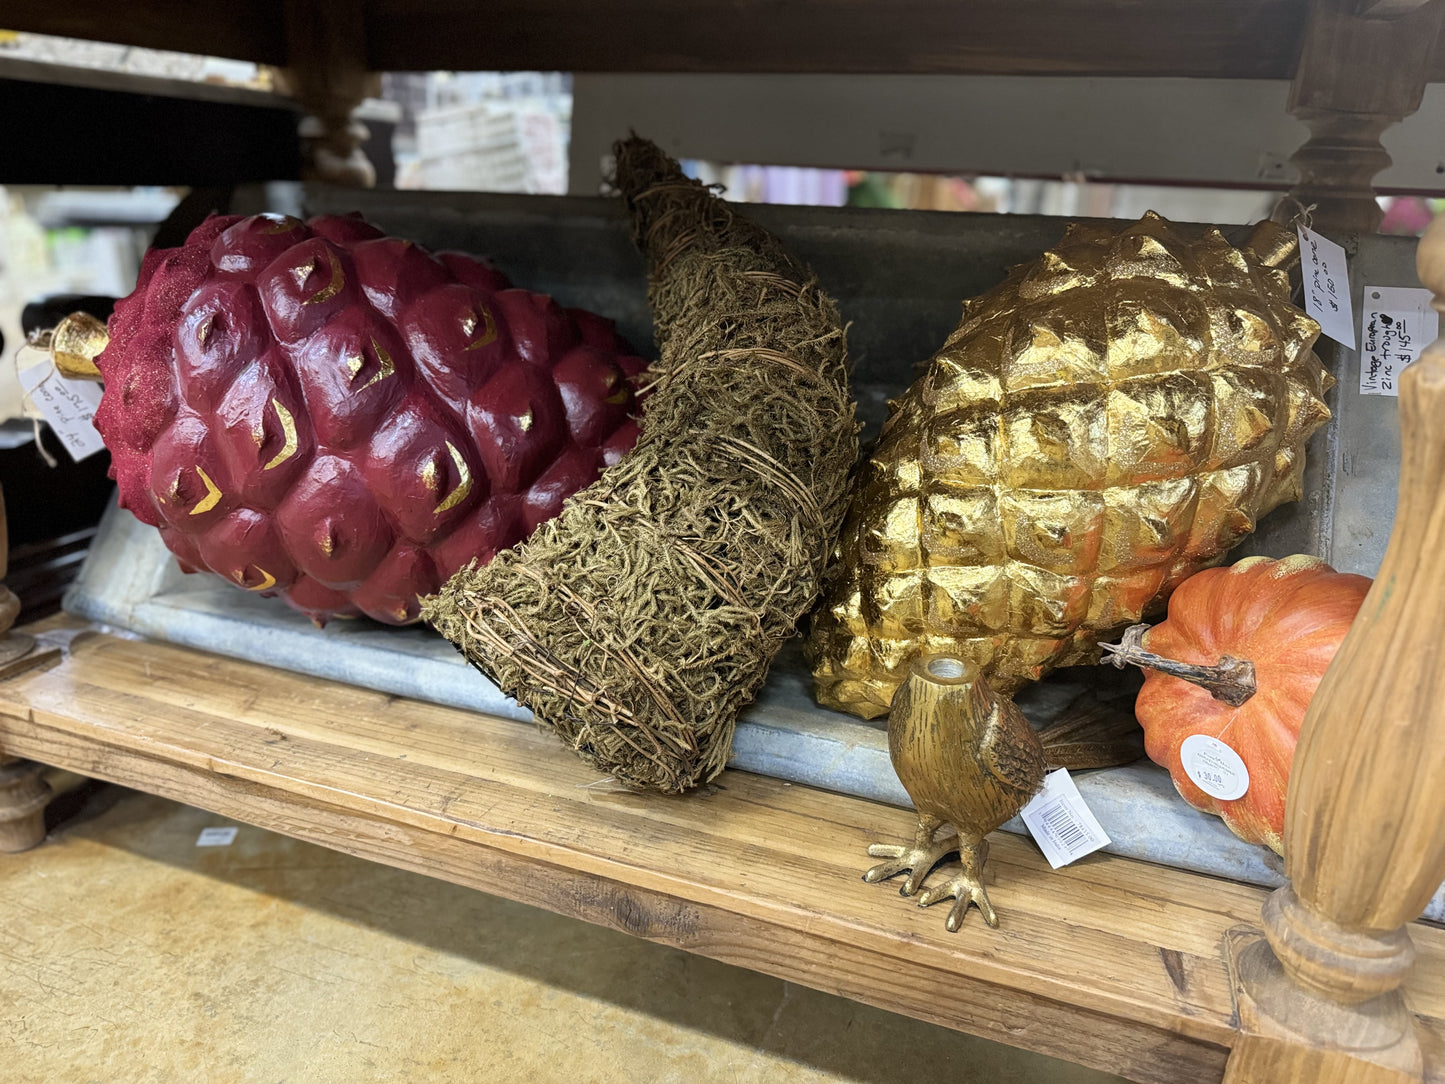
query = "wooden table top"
xmin=2 ymin=618 xmax=1443 ymax=1082
xmin=9 ymin=0 xmax=1445 ymax=79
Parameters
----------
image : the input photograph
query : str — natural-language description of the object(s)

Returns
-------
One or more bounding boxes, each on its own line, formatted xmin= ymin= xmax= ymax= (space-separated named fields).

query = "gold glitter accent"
xmin=808 ymin=213 xmax=1332 ymax=720
xmin=462 ymin=305 xmax=498 ymax=350
xmin=421 ymin=457 xmax=439 ymax=492
xmin=236 ymin=567 xmax=277 ymax=591
xmin=290 ymin=261 xmax=315 ymax=289
xmin=263 ymin=400 xmax=298 ymax=469
xmin=196 ymin=314 xmax=215 ymax=346
xmin=317 ymin=529 xmax=335 ymax=557
xmin=344 ymin=353 xmax=365 ymax=378
xmin=302 ymin=248 xmax=345 ymax=305
xmin=513 ymin=411 xmax=534 ymax=432
xmin=189 ymin=467 xmax=222 ymax=515
xmin=433 ymin=442 xmax=473 ymax=514
xmin=360 ymin=340 xmax=395 ymax=390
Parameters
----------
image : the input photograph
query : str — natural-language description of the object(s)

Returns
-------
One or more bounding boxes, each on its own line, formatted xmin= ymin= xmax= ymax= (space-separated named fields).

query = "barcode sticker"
xmin=1019 ymin=769 xmax=1110 ymax=869
xmin=1359 ymin=286 xmax=1437 ymax=396
xmin=196 ymin=826 xmax=238 ymax=847
xmin=1297 ymin=225 xmax=1356 ymax=350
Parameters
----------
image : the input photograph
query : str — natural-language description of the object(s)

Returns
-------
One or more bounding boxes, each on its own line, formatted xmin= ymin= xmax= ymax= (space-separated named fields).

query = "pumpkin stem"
xmin=1100 ymin=623 xmax=1257 ymax=707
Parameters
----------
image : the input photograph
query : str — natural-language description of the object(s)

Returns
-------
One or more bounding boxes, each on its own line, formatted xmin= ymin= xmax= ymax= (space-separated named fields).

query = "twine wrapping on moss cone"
xmin=422 ymin=137 xmax=859 ymax=792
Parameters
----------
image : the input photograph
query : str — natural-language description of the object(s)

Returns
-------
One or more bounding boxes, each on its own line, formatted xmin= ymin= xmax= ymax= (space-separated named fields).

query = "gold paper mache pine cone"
xmin=806 ymin=212 xmax=1333 ymax=720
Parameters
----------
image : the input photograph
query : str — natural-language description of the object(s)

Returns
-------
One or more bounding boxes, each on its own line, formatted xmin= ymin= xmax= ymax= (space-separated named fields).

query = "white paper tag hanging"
xmin=1297 ymin=225 xmax=1356 ymax=350
xmin=1180 ymin=734 xmax=1250 ymax=801
xmin=18 ymin=361 xmax=105 ymax=461
xmin=196 ymin=826 xmax=238 ymax=847
xmin=1359 ymin=286 xmax=1437 ymax=396
xmin=1019 ymin=768 xmax=1110 ymax=869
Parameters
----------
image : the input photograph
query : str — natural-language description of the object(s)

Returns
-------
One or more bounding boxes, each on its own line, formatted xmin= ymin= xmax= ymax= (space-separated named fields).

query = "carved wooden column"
xmin=0 ymin=483 xmax=50 ymax=853
xmin=1224 ymin=213 xmax=1445 ymax=1081
xmin=279 ymin=0 xmax=379 ymax=187
xmin=1273 ymin=0 xmax=1445 ymax=235
xmin=0 ymin=760 xmax=49 ymax=853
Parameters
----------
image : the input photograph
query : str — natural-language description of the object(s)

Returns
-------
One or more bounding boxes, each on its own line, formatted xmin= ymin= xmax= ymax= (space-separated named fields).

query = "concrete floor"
xmin=1 ymin=773 xmax=1126 ymax=1083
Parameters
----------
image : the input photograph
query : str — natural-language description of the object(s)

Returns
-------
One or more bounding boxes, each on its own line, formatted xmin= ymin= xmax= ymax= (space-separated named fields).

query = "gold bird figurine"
xmin=867 ymin=654 xmax=1139 ymax=930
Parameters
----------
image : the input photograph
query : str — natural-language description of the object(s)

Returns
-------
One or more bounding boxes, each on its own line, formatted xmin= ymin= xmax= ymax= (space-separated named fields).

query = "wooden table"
xmin=0 ymin=618 xmax=1442 ymax=1083
xmin=9 ymin=0 xmax=1445 ymax=226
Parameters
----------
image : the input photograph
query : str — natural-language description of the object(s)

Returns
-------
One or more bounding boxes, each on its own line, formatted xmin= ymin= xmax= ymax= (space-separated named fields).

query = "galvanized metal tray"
xmin=66 ymin=189 xmax=1436 ymax=914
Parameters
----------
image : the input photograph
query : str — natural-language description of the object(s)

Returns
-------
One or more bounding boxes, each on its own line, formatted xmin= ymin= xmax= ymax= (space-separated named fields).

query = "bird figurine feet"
xmin=864 ymin=813 xmax=958 ymax=896
xmin=864 ymin=654 xmax=1142 ymax=931
xmin=916 ymin=838 xmax=997 ymax=930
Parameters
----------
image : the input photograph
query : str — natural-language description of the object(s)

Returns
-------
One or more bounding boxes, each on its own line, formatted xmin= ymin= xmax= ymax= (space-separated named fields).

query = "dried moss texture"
xmin=423 ymin=137 xmax=858 ymax=792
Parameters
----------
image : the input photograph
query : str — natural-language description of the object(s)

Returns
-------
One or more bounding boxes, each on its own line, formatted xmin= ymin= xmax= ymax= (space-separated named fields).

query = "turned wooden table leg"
xmin=1223 ymin=211 xmax=1445 ymax=1081
xmin=0 ymin=759 xmax=50 ymax=853
xmin=1272 ymin=0 xmax=1445 ymax=235
xmin=280 ymin=0 xmax=378 ymax=187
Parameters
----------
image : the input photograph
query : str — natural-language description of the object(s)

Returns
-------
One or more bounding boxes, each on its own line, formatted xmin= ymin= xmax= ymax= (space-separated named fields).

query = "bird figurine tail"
xmin=1036 ymin=692 xmax=1146 ymax=771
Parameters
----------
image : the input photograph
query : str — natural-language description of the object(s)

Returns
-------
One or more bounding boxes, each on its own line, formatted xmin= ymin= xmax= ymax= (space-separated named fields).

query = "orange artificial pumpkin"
xmin=1106 ymin=554 xmax=1371 ymax=854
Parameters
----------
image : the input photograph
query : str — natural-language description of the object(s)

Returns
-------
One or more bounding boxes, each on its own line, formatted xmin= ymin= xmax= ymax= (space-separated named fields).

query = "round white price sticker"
xmin=1180 ymin=734 xmax=1250 ymax=801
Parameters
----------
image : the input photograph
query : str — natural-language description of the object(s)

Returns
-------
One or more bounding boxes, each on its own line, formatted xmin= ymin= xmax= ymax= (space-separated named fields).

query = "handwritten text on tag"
xmin=1297 ymin=225 xmax=1356 ymax=350
xmin=1359 ymin=286 xmax=1437 ymax=397
xmin=18 ymin=361 xmax=105 ymax=461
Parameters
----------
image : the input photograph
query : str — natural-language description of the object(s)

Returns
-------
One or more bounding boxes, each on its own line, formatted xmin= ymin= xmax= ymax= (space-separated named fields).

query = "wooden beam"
xmin=0 ymin=69 xmax=301 ymax=185
xmin=362 ymin=0 xmax=1316 ymax=76
xmin=1 ymin=0 xmax=287 ymax=65
xmin=7 ymin=0 xmax=1445 ymax=80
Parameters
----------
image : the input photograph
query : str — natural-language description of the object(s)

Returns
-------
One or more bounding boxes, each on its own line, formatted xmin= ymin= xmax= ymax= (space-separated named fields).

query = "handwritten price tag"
xmin=18 ymin=360 xmax=105 ymax=462
xmin=1297 ymin=225 xmax=1356 ymax=350
xmin=1359 ymin=286 xmax=1437 ymax=397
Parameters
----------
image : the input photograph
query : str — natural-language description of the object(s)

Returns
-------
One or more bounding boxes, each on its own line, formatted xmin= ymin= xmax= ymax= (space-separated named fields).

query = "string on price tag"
xmin=17 ymin=360 xmax=105 ymax=462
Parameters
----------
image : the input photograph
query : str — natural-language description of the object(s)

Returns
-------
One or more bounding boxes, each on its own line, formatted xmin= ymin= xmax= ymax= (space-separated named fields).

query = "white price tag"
xmin=1180 ymin=734 xmax=1250 ymax=801
xmin=1359 ymin=286 xmax=1437 ymax=397
xmin=18 ymin=360 xmax=105 ymax=461
xmin=1019 ymin=768 xmax=1111 ymax=869
xmin=196 ymin=826 xmax=238 ymax=847
xmin=1297 ymin=225 xmax=1356 ymax=350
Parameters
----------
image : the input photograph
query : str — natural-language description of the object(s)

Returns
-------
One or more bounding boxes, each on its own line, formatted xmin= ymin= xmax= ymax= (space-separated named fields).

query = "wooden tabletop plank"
xmin=1 ymin=624 xmax=1441 ymax=1081
xmin=8 ymin=0 xmax=1445 ymax=81
xmin=0 ymin=702 xmax=1225 ymax=1084
xmin=1 ymin=634 xmax=1242 ymax=1037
